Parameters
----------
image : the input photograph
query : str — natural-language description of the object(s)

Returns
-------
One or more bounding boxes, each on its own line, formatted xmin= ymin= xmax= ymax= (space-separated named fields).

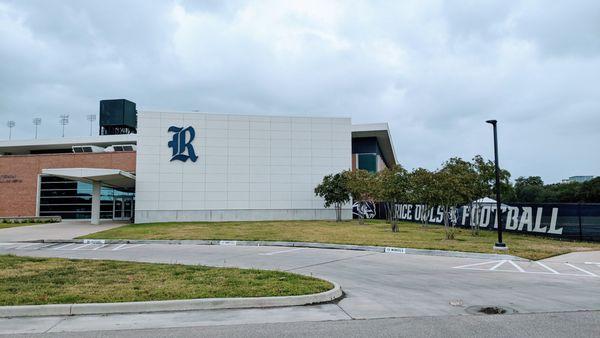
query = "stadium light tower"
xmin=33 ymin=118 xmax=42 ymax=139
xmin=86 ymin=114 xmax=96 ymax=136
xmin=486 ymin=119 xmax=506 ymax=250
xmin=7 ymin=121 xmax=15 ymax=140
xmin=59 ymin=114 xmax=69 ymax=137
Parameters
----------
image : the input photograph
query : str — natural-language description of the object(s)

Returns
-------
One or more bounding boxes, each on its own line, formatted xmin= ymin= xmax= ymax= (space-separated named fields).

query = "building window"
xmin=39 ymin=176 xmax=133 ymax=219
xmin=357 ymin=153 xmax=377 ymax=173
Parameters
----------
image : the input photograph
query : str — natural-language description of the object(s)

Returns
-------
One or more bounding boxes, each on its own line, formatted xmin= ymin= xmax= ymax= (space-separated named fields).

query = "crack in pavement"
xmin=283 ymin=252 xmax=378 ymax=272
xmin=42 ymin=316 xmax=68 ymax=333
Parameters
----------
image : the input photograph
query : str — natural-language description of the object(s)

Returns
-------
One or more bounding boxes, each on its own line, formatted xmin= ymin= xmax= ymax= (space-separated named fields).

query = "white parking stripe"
xmin=490 ymin=260 xmax=507 ymax=271
xmin=452 ymin=260 xmax=497 ymax=269
xmin=115 ymin=244 xmax=144 ymax=251
xmin=565 ymin=263 xmax=598 ymax=277
xmin=72 ymin=243 xmax=93 ymax=250
xmin=454 ymin=259 xmax=599 ymax=278
xmin=260 ymin=248 xmax=304 ymax=256
xmin=36 ymin=243 xmax=57 ymax=250
xmin=508 ymin=260 xmax=525 ymax=272
xmin=15 ymin=243 xmax=38 ymax=249
xmin=52 ymin=243 xmax=75 ymax=250
xmin=111 ymin=244 xmax=127 ymax=251
xmin=93 ymin=244 xmax=110 ymax=250
xmin=536 ymin=261 xmax=559 ymax=274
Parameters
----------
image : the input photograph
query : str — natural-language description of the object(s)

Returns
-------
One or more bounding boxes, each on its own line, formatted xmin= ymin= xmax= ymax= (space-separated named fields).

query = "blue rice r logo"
xmin=167 ymin=126 xmax=198 ymax=162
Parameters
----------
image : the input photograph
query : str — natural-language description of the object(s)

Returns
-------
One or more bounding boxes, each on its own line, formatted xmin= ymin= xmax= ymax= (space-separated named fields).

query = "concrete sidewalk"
xmin=0 ymin=220 xmax=124 ymax=242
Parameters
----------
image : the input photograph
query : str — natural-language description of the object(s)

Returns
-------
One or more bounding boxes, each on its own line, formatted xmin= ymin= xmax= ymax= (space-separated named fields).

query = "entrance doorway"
xmin=113 ymin=197 xmax=134 ymax=221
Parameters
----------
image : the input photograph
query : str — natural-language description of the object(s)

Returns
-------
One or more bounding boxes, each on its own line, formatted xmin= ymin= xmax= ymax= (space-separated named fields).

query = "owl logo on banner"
xmin=167 ymin=126 xmax=198 ymax=162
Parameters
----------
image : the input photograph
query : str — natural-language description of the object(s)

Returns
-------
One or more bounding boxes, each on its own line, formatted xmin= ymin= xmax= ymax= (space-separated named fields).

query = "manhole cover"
xmin=465 ymin=305 xmax=515 ymax=315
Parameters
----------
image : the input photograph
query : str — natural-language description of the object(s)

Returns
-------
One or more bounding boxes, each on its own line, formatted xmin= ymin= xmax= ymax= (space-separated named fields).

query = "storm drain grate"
xmin=466 ymin=305 xmax=515 ymax=315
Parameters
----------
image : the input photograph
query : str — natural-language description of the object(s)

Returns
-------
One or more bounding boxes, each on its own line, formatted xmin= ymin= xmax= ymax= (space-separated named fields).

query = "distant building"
xmin=561 ymin=176 xmax=595 ymax=184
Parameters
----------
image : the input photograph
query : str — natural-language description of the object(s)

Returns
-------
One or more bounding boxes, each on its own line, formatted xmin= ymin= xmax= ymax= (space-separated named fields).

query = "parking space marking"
xmin=1 ymin=242 xmax=146 ymax=252
xmin=111 ymin=244 xmax=127 ymax=251
xmin=52 ymin=243 xmax=75 ymax=250
xmin=565 ymin=263 xmax=598 ymax=277
xmin=72 ymin=243 xmax=93 ymax=250
xmin=490 ymin=260 xmax=507 ymax=271
xmin=111 ymin=244 xmax=144 ymax=251
xmin=508 ymin=260 xmax=525 ymax=272
xmin=14 ymin=243 xmax=38 ymax=249
xmin=93 ymin=244 xmax=110 ymax=250
xmin=536 ymin=261 xmax=559 ymax=274
xmin=454 ymin=260 xmax=600 ymax=278
xmin=259 ymin=248 xmax=304 ymax=256
xmin=453 ymin=260 xmax=498 ymax=269
xmin=34 ymin=243 xmax=57 ymax=250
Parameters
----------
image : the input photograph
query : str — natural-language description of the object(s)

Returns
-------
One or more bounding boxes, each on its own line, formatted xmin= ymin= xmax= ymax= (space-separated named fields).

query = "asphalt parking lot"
xmin=1 ymin=240 xmax=600 ymax=335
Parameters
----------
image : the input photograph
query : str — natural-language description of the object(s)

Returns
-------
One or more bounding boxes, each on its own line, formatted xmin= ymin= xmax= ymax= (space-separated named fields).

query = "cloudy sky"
xmin=1 ymin=0 xmax=599 ymax=183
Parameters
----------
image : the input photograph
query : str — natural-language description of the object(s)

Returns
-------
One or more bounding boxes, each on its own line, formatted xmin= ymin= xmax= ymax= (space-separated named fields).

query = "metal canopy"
xmin=41 ymin=168 xmax=136 ymax=189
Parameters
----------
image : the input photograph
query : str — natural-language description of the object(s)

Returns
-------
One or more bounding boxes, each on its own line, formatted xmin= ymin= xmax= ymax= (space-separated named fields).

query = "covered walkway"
xmin=41 ymin=168 xmax=135 ymax=225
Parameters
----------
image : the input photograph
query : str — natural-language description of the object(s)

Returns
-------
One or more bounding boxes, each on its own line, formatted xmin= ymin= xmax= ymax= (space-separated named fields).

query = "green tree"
xmin=314 ymin=173 xmax=350 ymax=222
xmin=373 ymin=165 xmax=409 ymax=232
xmin=541 ymin=182 xmax=581 ymax=203
xmin=514 ymin=176 xmax=545 ymax=202
xmin=407 ymin=168 xmax=437 ymax=227
xmin=435 ymin=158 xmax=478 ymax=240
xmin=580 ymin=177 xmax=600 ymax=202
xmin=344 ymin=169 xmax=376 ymax=224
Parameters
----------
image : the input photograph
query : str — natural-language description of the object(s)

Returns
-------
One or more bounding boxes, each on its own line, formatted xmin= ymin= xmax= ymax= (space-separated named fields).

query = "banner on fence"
xmin=361 ymin=202 xmax=600 ymax=241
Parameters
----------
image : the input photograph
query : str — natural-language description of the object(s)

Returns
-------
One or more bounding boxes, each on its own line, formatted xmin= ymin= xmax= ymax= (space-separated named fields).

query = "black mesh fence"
xmin=358 ymin=202 xmax=600 ymax=242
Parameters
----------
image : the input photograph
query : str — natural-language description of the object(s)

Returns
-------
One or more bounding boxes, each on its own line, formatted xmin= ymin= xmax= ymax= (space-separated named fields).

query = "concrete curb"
xmin=0 ymin=282 xmax=342 ymax=318
xmin=35 ymin=238 xmax=524 ymax=261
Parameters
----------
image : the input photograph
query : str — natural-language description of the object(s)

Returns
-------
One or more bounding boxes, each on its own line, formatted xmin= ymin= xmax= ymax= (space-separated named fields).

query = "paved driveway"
xmin=0 ymin=220 xmax=125 ymax=242
xmin=1 ymin=242 xmax=600 ymax=335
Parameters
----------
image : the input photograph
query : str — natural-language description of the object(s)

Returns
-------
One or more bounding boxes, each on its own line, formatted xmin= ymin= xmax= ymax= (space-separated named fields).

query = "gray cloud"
xmin=0 ymin=0 xmax=599 ymax=183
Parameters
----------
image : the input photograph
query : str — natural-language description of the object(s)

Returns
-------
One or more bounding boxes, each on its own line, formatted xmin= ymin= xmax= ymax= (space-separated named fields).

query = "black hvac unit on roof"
xmin=99 ymin=99 xmax=137 ymax=135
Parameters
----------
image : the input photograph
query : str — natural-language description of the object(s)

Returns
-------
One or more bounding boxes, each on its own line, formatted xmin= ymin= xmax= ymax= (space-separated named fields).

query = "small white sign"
xmin=219 ymin=240 xmax=237 ymax=246
xmin=83 ymin=239 xmax=106 ymax=244
xmin=384 ymin=247 xmax=406 ymax=254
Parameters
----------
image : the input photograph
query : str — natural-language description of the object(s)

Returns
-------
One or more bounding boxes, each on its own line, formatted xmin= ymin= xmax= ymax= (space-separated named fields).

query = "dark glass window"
xmin=358 ymin=154 xmax=377 ymax=173
xmin=39 ymin=176 xmax=134 ymax=220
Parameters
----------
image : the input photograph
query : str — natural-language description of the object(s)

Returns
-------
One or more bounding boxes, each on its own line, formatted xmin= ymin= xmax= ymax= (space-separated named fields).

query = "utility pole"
xmin=59 ymin=114 xmax=69 ymax=137
xmin=86 ymin=114 xmax=96 ymax=136
xmin=486 ymin=119 xmax=507 ymax=250
xmin=33 ymin=118 xmax=42 ymax=139
xmin=7 ymin=121 xmax=15 ymax=140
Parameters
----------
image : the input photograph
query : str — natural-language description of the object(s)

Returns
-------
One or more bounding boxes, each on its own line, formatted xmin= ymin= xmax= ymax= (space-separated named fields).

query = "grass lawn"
xmin=83 ymin=220 xmax=600 ymax=260
xmin=0 ymin=222 xmax=42 ymax=230
xmin=0 ymin=255 xmax=332 ymax=306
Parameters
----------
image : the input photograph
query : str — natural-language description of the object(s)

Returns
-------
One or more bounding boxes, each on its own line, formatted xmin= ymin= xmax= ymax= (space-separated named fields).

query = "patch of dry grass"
xmin=83 ymin=220 xmax=600 ymax=260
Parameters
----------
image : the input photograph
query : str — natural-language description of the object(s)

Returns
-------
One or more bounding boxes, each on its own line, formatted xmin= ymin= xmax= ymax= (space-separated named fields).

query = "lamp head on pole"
xmin=486 ymin=119 xmax=497 ymax=125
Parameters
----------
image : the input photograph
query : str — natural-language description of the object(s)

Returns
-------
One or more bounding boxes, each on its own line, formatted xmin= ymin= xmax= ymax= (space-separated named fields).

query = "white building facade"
xmin=135 ymin=111 xmax=353 ymax=223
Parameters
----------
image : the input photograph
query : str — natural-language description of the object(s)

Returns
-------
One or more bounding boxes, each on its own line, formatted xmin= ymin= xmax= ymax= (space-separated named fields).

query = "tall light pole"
xmin=6 ymin=121 xmax=15 ymax=140
xmin=86 ymin=114 xmax=96 ymax=136
xmin=486 ymin=119 xmax=506 ymax=250
xmin=33 ymin=118 xmax=42 ymax=139
xmin=59 ymin=114 xmax=69 ymax=137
